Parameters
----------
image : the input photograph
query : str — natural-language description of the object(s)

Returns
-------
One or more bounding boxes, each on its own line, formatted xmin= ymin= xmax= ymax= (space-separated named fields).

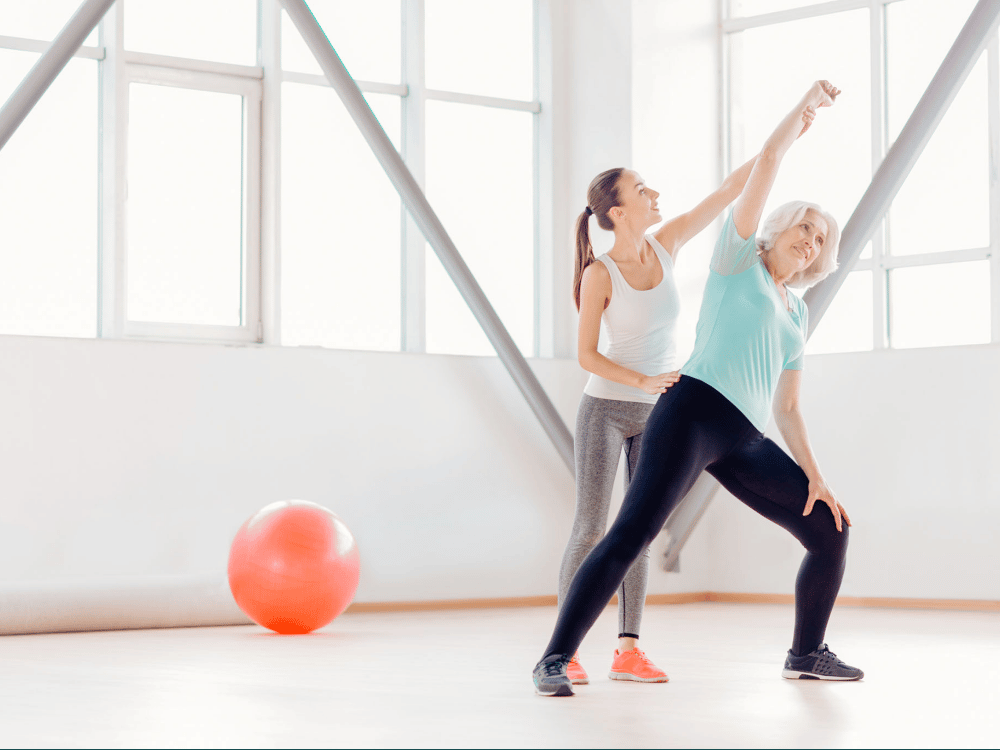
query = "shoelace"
xmin=628 ymin=649 xmax=653 ymax=664
xmin=540 ymin=658 xmax=570 ymax=676
xmin=815 ymin=645 xmax=849 ymax=666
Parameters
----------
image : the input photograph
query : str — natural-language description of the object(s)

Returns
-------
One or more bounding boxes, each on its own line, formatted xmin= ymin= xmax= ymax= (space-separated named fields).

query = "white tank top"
xmin=583 ymin=235 xmax=680 ymax=404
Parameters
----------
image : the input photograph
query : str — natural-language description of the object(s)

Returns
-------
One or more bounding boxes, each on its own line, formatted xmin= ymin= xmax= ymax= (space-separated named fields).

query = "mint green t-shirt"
xmin=680 ymin=210 xmax=808 ymax=432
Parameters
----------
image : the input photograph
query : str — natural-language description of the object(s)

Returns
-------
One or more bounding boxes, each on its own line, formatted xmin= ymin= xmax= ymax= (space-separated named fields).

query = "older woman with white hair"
xmin=534 ymin=80 xmax=863 ymax=697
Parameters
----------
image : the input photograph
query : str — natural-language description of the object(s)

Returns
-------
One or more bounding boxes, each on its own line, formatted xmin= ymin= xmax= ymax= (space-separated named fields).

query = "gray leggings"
xmin=558 ymin=393 xmax=654 ymax=639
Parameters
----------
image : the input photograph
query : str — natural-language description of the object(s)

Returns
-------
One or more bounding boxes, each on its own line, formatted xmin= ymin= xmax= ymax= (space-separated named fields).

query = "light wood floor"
xmin=0 ymin=601 xmax=996 ymax=748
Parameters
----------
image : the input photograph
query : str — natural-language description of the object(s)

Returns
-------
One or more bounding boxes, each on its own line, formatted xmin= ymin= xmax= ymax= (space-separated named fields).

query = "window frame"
xmin=722 ymin=0 xmax=1000 ymax=350
xmin=120 ymin=60 xmax=262 ymax=343
xmin=94 ymin=2 xmax=263 ymax=343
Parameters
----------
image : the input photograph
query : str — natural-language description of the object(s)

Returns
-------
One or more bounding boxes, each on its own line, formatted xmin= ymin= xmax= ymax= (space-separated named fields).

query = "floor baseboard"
xmin=346 ymin=592 xmax=1000 ymax=614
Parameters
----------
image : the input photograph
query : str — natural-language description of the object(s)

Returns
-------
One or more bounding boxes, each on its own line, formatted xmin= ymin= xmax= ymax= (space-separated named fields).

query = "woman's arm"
xmin=772 ymin=369 xmax=851 ymax=532
xmin=653 ymin=155 xmax=759 ymax=260
xmin=732 ymin=80 xmax=839 ymax=240
xmin=577 ymin=263 xmax=680 ymax=395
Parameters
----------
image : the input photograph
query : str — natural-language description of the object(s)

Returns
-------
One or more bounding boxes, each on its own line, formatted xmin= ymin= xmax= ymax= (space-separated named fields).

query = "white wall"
xmin=0 ymin=334 xmax=711 ymax=604
xmin=0 ymin=336 xmax=572 ymax=598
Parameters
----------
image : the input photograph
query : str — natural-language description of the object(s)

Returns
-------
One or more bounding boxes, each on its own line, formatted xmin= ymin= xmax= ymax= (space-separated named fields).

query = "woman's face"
xmin=613 ymin=171 xmax=661 ymax=231
xmin=770 ymin=209 xmax=828 ymax=275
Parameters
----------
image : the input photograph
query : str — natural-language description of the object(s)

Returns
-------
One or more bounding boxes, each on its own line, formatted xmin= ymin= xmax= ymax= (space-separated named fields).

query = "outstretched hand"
xmin=803 ymin=477 xmax=852 ymax=532
xmin=797 ymin=81 xmax=840 ymax=138
xmin=814 ymin=79 xmax=840 ymax=107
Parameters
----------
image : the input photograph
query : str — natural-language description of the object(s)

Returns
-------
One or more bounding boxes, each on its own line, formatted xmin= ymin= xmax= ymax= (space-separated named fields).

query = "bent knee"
xmin=808 ymin=520 xmax=849 ymax=557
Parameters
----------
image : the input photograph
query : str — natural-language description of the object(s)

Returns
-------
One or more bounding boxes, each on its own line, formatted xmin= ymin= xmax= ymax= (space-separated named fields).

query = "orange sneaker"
xmin=567 ymin=652 xmax=589 ymax=685
xmin=608 ymin=648 xmax=669 ymax=683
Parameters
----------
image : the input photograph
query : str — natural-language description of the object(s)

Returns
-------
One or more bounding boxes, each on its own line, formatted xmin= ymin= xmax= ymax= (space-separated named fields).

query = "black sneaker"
xmin=533 ymin=654 xmax=574 ymax=696
xmin=782 ymin=643 xmax=864 ymax=681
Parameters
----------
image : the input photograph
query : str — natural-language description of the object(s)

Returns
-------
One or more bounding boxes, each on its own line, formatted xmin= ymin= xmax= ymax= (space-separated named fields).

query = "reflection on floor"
xmin=0 ymin=601 xmax=996 ymax=748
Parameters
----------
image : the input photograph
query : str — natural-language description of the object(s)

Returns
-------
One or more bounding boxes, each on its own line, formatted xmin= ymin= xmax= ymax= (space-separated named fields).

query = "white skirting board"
xmin=0 ymin=575 xmax=253 ymax=635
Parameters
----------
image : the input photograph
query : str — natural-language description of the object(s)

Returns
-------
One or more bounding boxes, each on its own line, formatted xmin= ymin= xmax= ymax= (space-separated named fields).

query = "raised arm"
xmin=653 ymin=155 xmax=758 ymax=260
xmin=732 ymin=80 xmax=839 ymax=240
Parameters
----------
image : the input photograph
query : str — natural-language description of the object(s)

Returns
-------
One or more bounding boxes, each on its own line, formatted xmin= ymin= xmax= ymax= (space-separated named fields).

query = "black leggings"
xmin=544 ymin=376 xmax=848 ymax=659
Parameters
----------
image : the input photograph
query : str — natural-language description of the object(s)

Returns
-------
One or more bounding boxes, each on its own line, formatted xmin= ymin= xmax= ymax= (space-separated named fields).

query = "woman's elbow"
xmin=757 ymin=145 xmax=782 ymax=165
xmin=773 ymin=402 xmax=800 ymax=423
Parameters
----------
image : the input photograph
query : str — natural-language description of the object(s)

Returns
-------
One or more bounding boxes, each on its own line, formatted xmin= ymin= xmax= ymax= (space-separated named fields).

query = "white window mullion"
xmin=723 ymin=0 xmax=869 ymax=33
xmin=871 ymin=0 xmax=888 ymax=349
xmin=401 ymin=0 xmax=426 ymax=352
xmin=531 ymin=0 xmax=558 ymax=357
xmin=260 ymin=0 xmax=281 ymax=344
xmin=531 ymin=0 xmax=542 ymax=357
xmin=534 ymin=0 xmax=563 ymax=358
xmin=721 ymin=0 xmax=733 ymax=180
xmin=243 ymin=67 xmax=263 ymax=343
xmin=989 ymin=32 xmax=1000 ymax=343
xmin=122 ymin=50 xmax=262 ymax=80
xmin=0 ymin=35 xmax=104 ymax=59
xmin=280 ymin=70 xmax=407 ymax=96
xmin=97 ymin=1 xmax=126 ymax=338
xmin=125 ymin=64 xmax=257 ymax=93
xmin=882 ymin=246 xmax=990 ymax=269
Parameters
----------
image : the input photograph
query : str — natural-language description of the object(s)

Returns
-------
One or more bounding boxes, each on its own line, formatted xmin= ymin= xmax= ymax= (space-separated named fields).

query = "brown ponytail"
xmin=573 ymin=168 xmax=625 ymax=311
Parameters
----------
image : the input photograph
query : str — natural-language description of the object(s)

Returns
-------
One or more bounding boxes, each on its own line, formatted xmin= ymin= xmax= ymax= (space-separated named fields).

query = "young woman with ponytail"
xmin=559 ymin=156 xmax=759 ymax=686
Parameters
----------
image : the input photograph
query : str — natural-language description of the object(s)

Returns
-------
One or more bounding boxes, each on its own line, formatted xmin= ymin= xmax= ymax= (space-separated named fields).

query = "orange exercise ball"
xmin=228 ymin=500 xmax=360 ymax=634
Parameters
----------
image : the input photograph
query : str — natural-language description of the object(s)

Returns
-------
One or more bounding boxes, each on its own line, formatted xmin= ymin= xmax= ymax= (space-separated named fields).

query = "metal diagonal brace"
xmin=279 ymin=0 xmax=575 ymax=473
xmin=661 ymin=0 xmax=1000 ymax=572
xmin=0 ymin=0 xmax=116 ymax=151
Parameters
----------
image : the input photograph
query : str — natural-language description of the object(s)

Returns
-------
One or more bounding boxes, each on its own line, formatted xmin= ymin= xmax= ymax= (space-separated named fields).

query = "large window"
xmin=278 ymin=0 xmax=538 ymax=356
xmin=725 ymin=0 xmax=999 ymax=353
xmin=0 ymin=1 xmax=540 ymax=356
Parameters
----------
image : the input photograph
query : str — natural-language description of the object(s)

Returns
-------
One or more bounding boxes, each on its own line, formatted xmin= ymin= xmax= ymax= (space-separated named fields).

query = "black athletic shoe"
xmin=782 ymin=643 xmax=864 ymax=681
xmin=533 ymin=654 xmax=575 ymax=696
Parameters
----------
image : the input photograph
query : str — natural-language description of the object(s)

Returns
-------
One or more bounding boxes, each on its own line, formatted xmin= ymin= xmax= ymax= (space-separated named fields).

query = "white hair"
xmin=756 ymin=201 xmax=839 ymax=289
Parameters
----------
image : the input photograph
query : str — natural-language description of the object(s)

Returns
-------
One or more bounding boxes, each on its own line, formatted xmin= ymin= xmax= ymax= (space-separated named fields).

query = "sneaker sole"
xmin=781 ymin=668 xmax=863 ymax=681
xmin=534 ymin=683 xmax=575 ymax=697
xmin=608 ymin=671 xmax=669 ymax=683
xmin=569 ymin=677 xmax=589 ymax=685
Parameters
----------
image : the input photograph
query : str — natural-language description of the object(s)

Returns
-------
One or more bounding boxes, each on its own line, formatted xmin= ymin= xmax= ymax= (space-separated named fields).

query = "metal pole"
xmin=0 ymin=0 xmax=117 ymax=152
xmin=279 ymin=0 xmax=575 ymax=472
xmin=804 ymin=0 xmax=1000 ymax=330
xmin=663 ymin=0 xmax=1000 ymax=570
